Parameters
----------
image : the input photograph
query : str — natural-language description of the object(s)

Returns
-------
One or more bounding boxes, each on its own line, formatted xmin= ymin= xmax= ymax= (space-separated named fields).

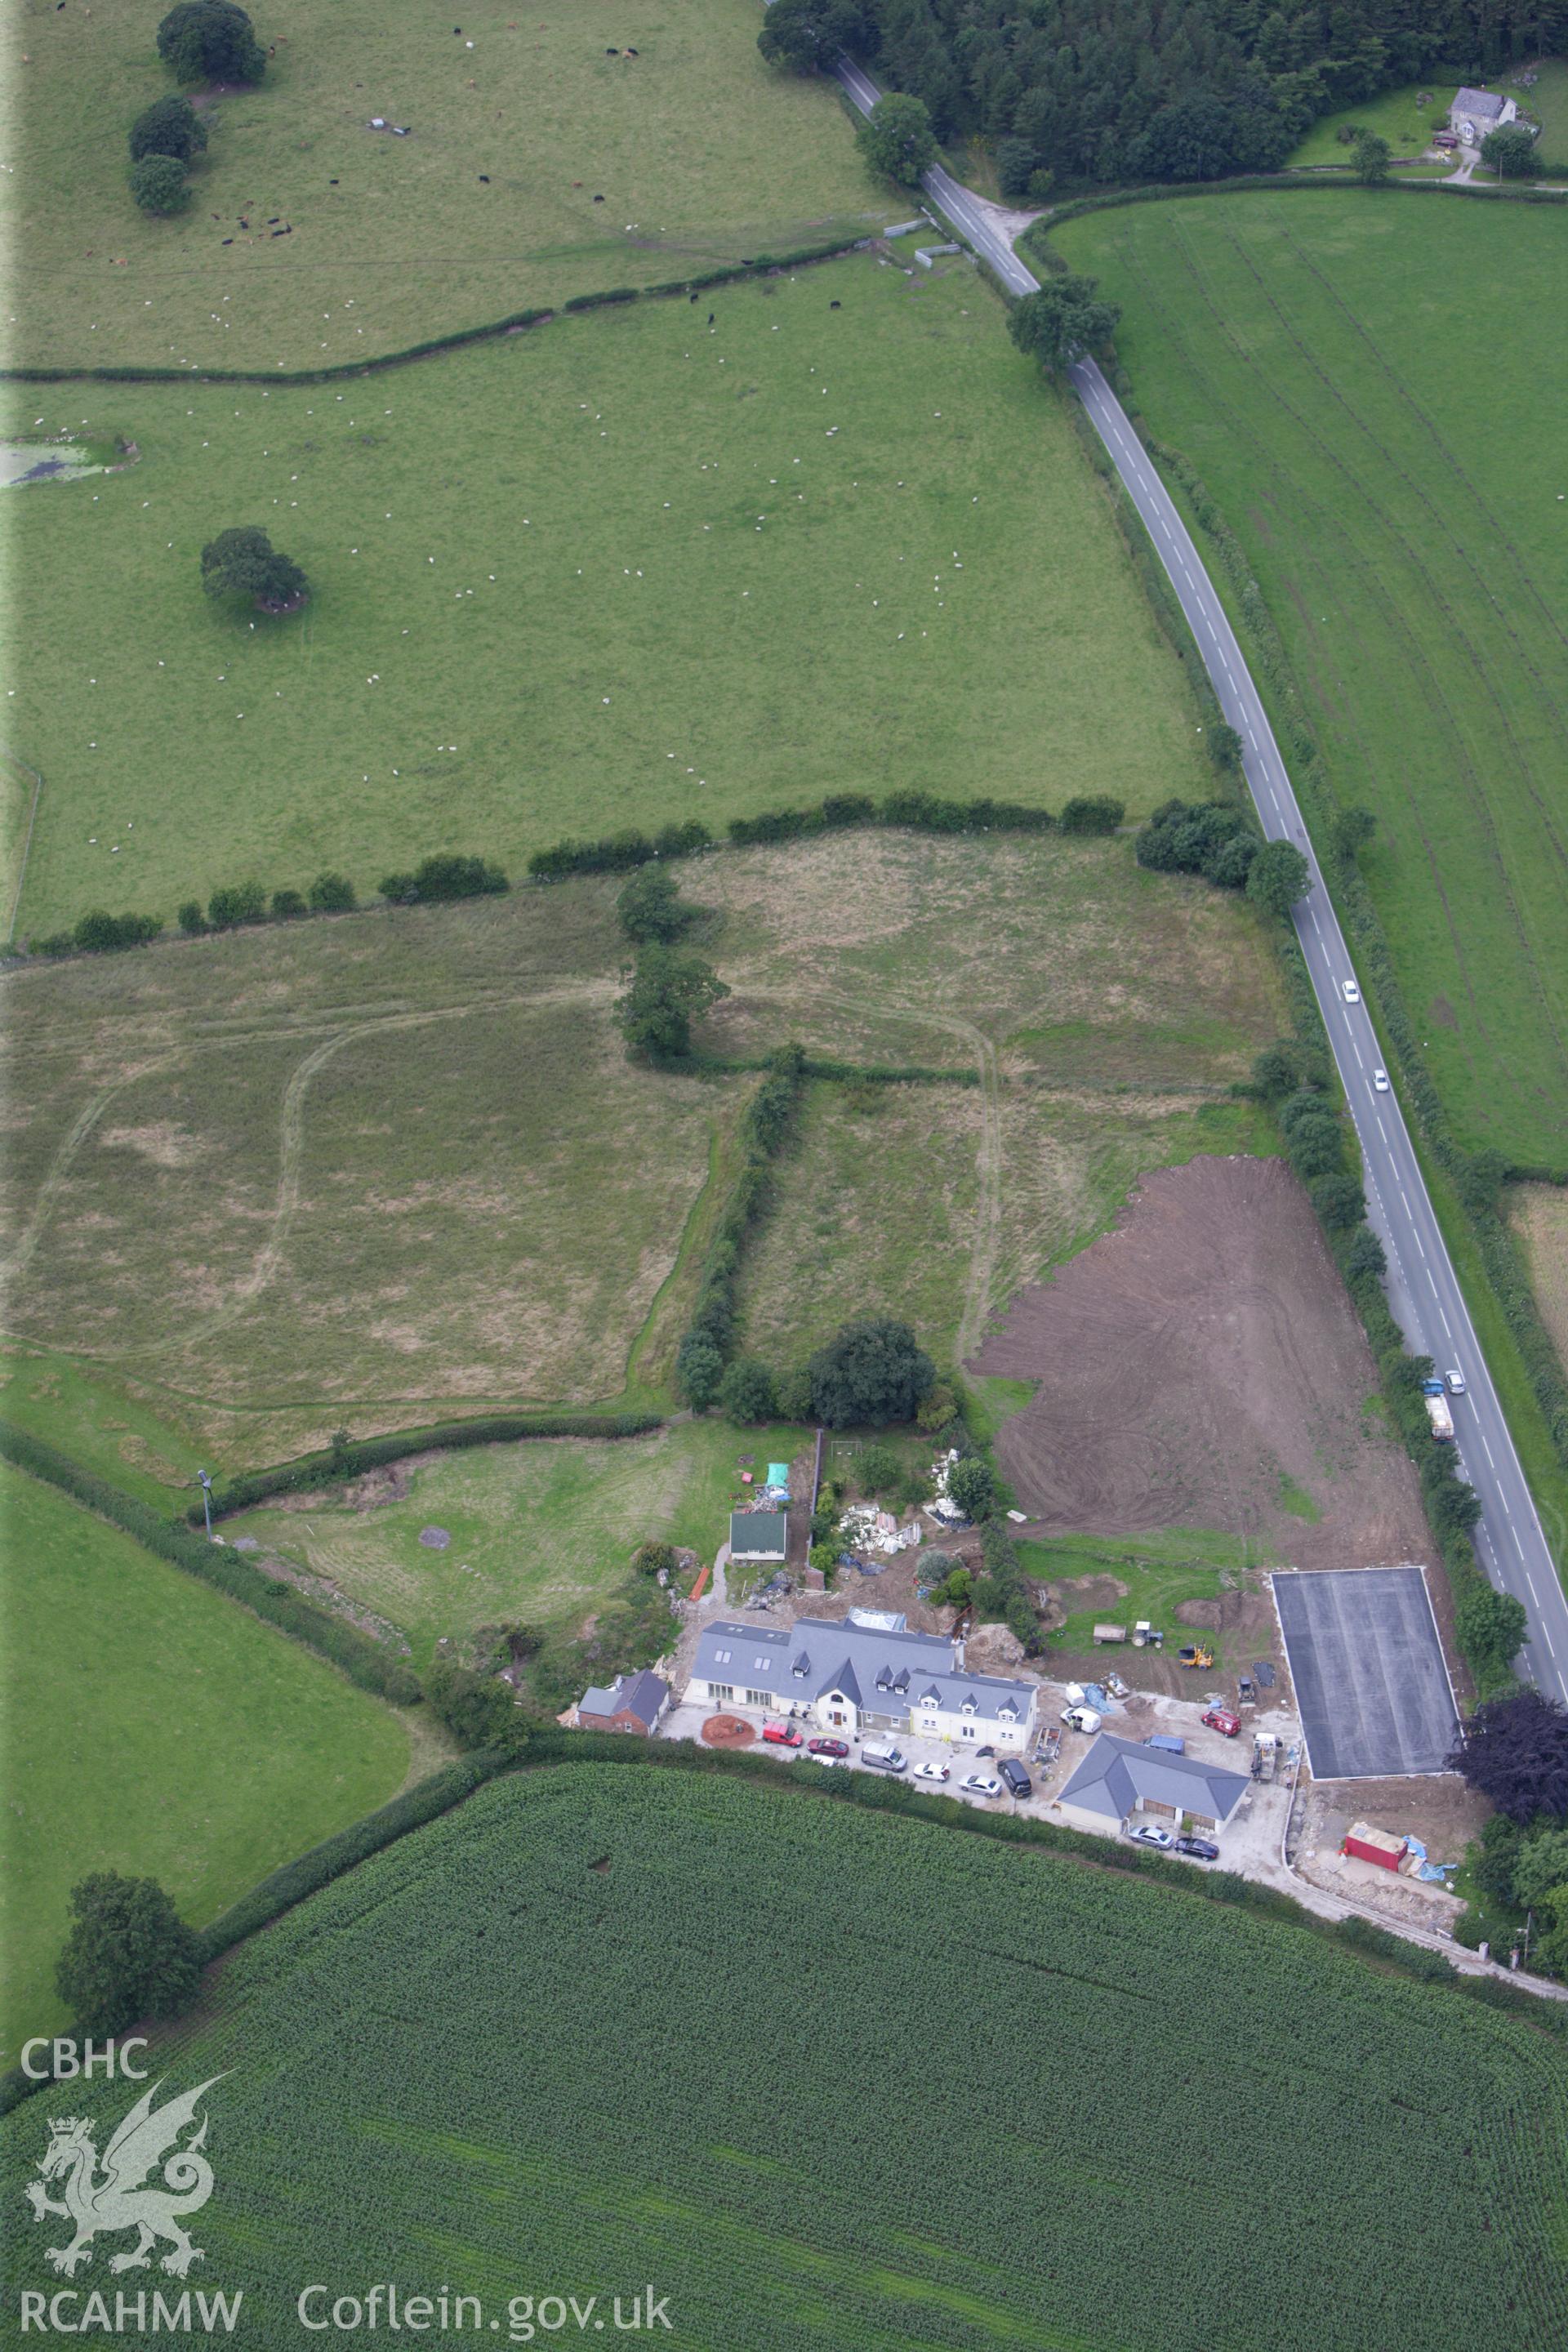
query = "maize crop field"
xmin=4 ymin=1763 xmax=1566 ymax=2349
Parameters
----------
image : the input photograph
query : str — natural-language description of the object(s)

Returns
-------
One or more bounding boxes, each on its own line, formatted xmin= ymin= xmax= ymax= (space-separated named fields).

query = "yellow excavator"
xmin=1177 ymin=1644 xmax=1214 ymax=1670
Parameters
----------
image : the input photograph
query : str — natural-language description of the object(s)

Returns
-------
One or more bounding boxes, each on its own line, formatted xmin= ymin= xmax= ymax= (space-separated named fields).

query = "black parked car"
xmin=1174 ymin=1834 xmax=1219 ymax=1860
xmin=998 ymin=1757 xmax=1033 ymax=1799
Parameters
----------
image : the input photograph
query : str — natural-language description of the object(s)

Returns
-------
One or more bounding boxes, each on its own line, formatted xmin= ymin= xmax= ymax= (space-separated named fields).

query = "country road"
xmin=831 ymin=54 xmax=1568 ymax=1701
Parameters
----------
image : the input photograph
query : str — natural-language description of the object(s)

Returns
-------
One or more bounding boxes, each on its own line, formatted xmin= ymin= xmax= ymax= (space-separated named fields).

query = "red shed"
xmin=1343 ymin=1821 xmax=1408 ymax=1872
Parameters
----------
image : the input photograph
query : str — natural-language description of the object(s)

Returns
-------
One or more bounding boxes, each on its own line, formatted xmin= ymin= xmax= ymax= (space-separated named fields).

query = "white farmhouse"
xmin=688 ymin=1610 xmax=1039 ymax=1750
xmin=1450 ymin=86 xmax=1517 ymax=145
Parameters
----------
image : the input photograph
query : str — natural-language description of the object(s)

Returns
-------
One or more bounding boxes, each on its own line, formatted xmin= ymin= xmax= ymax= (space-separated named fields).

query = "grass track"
xmin=1 ymin=254 xmax=1209 ymax=934
xmin=0 ymin=1459 xmax=412 ymax=2060
xmin=1055 ymin=193 xmax=1568 ymax=1169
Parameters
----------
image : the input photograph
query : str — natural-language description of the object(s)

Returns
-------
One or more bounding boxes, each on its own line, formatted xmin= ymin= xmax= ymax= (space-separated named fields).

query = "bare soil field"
xmin=970 ymin=1156 xmax=1432 ymax=1570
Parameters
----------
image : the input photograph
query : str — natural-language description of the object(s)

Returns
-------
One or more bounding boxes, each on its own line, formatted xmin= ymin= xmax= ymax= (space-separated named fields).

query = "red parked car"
xmin=1201 ymin=1707 xmax=1241 ymax=1739
xmin=807 ymin=1736 xmax=850 ymax=1757
xmin=762 ymin=1722 xmax=803 ymax=1748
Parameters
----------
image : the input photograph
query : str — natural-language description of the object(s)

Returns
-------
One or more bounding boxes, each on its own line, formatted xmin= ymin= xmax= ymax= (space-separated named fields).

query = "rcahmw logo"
xmin=20 ymin=2076 xmax=242 ymax=2334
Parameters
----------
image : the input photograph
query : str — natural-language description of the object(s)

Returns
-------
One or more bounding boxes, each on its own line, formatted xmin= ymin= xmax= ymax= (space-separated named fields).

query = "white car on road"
xmin=960 ymin=1773 xmax=1003 ymax=1799
xmin=1341 ymin=979 xmax=1361 ymax=1004
xmin=1446 ymin=1368 xmax=1467 ymax=1396
xmin=912 ymin=1760 xmax=951 ymax=1783
xmin=1127 ymin=1823 xmax=1176 ymax=1851
xmin=1372 ymin=1067 xmax=1390 ymax=1092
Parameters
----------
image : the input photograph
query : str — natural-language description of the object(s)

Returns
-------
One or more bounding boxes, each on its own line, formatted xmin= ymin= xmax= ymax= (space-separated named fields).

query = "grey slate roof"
xmin=1452 ymin=87 xmax=1505 ymax=124
xmin=579 ymin=1668 xmax=670 ymax=1726
xmin=728 ymin=1510 xmax=788 ymax=1557
xmin=692 ymin=1615 xmax=1036 ymax=1726
xmin=1057 ymin=1731 xmax=1250 ymax=1824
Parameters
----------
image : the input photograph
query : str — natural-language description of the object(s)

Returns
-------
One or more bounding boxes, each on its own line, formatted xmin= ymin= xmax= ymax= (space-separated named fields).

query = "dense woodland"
xmin=846 ymin=0 xmax=1568 ymax=184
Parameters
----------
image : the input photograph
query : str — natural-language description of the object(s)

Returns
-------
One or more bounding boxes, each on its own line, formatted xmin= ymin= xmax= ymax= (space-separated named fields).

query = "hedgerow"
xmin=194 ymin=1410 xmax=664 ymax=1521
xmin=0 ymin=1421 xmax=421 ymax=1703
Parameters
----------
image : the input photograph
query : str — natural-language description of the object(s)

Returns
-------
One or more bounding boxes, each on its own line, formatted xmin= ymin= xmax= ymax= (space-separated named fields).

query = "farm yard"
xmin=0 ymin=0 xmax=894 ymax=372
xmin=0 ymin=1458 xmax=413 ymax=2064
xmin=1 ymin=250 xmax=1211 ymax=938
xmin=3 ymin=1765 xmax=1564 ymax=2350
xmin=1051 ymin=194 xmax=1568 ymax=1174
xmin=971 ymin=1156 xmax=1433 ymax=1571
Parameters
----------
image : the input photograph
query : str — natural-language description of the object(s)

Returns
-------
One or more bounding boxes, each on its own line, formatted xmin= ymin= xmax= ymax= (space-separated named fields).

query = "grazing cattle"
xmin=831 ymin=300 xmax=841 ymax=309
xmin=707 ymin=312 xmax=715 ymax=324
xmin=479 ymin=173 xmax=489 ymax=180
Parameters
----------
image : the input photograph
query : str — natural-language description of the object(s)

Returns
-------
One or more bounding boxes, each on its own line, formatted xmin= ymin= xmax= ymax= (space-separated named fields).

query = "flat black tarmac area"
xmin=1272 ymin=1567 xmax=1459 ymax=1780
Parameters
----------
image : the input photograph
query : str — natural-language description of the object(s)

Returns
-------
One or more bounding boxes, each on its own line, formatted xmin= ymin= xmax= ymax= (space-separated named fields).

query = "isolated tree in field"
xmin=56 ymin=1873 xmax=201 ymax=2035
xmin=1351 ymin=130 xmax=1391 ymax=184
xmin=757 ymin=0 xmax=868 ymax=74
xmin=1008 ymin=276 xmax=1120 ymax=373
xmin=808 ymin=1317 xmax=936 ymax=1428
xmin=1245 ymin=838 xmax=1312 ymax=916
xmin=157 ymin=0 xmax=266 ymax=84
xmin=1449 ymin=1689 xmax=1568 ymax=1822
xmin=131 ymin=154 xmax=190 ymax=214
xmin=1481 ymin=125 xmax=1539 ymax=178
xmin=130 ymin=93 xmax=207 ymax=163
xmin=856 ymin=93 xmax=937 ymax=185
xmin=201 ymin=525 xmax=309 ymax=610
xmin=947 ymin=1455 xmax=995 ymax=1522
xmin=615 ymin=945 xmax=728 ymax=1065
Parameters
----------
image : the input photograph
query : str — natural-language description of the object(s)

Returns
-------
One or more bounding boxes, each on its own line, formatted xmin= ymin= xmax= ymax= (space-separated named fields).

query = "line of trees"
xmin=131 ymin=6 xmax=267 ymax=214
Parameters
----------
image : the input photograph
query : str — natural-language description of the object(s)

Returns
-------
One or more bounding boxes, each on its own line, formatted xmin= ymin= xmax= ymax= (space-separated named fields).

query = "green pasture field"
xmin=2 ymin=834 xmax=1282 ymax=1462
xmin=0 ymin=0 xmax=893 ymax=372
xmin=739 ymin=1080 xmax=1272 ymax=1372
xmin=1287 ymin=82 xmax=1458 ymax=166
xmin=220 ymin=1418 xmax=808 ymax=1671
xmin=1054 ymin=193 xmax=1568 ymax=1169
xmin=4 ymin=1764 xmax=1563 ymax=2348
xmin=2 ymin=252 xmax=1212 ymax=938
xmin=2 ymin=883 xmax=734 ymax=1450
xmin=1513 ymin=59 xmax=1568 ymax=158
xmin=0 ymin=1459 xmax=412 ymax=2060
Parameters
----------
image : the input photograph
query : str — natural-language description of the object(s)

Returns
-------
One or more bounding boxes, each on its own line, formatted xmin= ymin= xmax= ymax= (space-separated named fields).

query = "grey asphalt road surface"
xmin=1275 ymin=1568 xmax=1459 ymax=1778
xmin=826 ymin=48 xmax=1568 ymax=1705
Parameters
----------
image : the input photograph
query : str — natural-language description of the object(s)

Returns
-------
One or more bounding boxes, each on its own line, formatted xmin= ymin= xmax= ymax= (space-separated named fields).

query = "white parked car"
xmin=1372 ymin=1068 xmax=1390 ymax=1092
xmin=1127 ymin=1822 xmax=1176 ymax=1851
xmin=961 ymin=1773 xmax=1004 ymax=1799
xmin=1446 ymin=1368 xmax=1467 ymax=1396
xmin=1342 ymin=978 xmax=1361 ymax=1004
xmin=913 ymin=1759 xmax=951 ymax=1783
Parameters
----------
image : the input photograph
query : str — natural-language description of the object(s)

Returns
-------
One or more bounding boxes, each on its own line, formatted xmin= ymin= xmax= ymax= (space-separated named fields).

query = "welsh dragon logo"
xmin=25 ymin=2078 xmax=224 ymax=2278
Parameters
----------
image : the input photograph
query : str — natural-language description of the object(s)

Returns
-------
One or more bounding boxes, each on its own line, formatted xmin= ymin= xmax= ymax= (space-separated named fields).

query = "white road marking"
xmin=1481 ymin=1435 xmax=1495 ymax=1468
xmin=1528 ymin=1575 xmax=1541 ymax=1602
